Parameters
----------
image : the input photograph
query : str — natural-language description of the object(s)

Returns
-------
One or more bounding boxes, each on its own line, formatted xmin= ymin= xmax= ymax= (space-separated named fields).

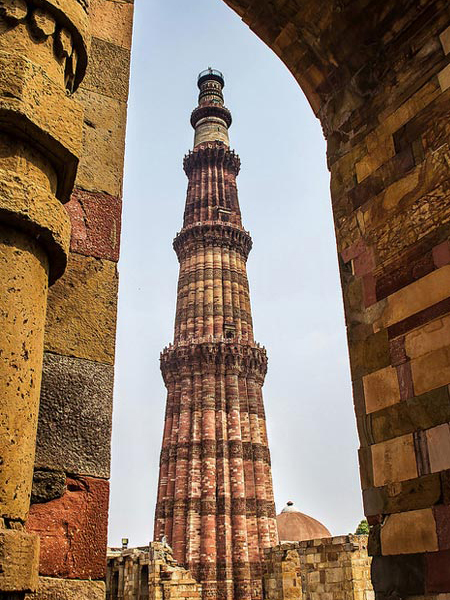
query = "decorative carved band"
xmin=190 ymin=103 xmax=232 ymax=130
xmin=173 ymin=222 xmax=252 ymax=259
xmin=159 ymin=441 xmax=271 ymax=466
xmin=0 ymin=0 xmax=89 ymax=91
xmin=183 ymin=143 xmax=240 ymax=177
xmin=155 ymin=498 xmax=276 ymax=519
xmin=160 ymin=340 xmax=268 ymax=381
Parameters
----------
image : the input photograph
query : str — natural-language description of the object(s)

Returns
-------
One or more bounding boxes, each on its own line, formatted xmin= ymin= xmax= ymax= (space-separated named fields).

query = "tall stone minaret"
xmin=155 ymin=69 xmax=278 ymax=600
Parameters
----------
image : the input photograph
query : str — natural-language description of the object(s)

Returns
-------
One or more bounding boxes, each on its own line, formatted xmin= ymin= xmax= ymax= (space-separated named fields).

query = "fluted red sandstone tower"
xmin=155 ymin=69 xmax=278 ymax=600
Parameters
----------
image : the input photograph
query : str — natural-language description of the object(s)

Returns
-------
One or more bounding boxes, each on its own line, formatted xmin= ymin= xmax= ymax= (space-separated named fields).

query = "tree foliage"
xmin=355 ymin=519 xmax=369 ymax=535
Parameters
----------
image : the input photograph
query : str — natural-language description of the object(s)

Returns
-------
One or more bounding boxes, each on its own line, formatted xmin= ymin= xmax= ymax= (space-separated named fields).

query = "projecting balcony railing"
xmin=197 ymin=68 xmax=225 ymax=87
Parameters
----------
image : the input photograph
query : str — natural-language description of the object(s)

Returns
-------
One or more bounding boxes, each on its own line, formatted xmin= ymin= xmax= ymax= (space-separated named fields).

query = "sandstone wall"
xmin=23 ymin=0 xmax=134 ymax=597
xmin=263 ymin=536 xmax=373 ymax=600
xmin=223 ymin=1 xmax=450 ymax=597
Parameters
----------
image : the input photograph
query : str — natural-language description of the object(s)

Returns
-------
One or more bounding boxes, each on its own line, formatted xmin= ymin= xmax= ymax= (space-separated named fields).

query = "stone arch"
xmin=0 ymin=0 xmax=448 ymax=598
xmin=221 ymin=1 xmax=450 ymax=597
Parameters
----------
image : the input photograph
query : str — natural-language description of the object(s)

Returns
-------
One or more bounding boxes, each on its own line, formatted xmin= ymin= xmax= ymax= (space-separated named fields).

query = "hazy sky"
xmin=109 ymin=0 xmax=363 ymax=547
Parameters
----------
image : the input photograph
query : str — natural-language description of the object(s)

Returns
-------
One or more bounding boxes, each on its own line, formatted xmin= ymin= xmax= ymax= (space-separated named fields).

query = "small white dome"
xmin=281 ymin=501 xmax=301 ymax=513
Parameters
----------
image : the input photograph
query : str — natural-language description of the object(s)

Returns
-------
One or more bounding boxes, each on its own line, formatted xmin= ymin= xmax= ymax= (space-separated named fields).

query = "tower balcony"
xmin=197 ymin=68 xmax=225 ymax=88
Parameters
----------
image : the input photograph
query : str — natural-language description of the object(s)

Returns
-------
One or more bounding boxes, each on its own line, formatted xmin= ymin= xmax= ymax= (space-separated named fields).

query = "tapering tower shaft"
xmin=155 ymin=69 xmax=278 ymax=600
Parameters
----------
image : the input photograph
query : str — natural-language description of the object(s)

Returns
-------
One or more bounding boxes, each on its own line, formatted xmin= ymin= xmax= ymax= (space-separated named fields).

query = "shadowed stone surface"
xmin=31 ymin=470 xmax=66 ymax=505
xmin=35 ymin=353 xmax=114 ymax=478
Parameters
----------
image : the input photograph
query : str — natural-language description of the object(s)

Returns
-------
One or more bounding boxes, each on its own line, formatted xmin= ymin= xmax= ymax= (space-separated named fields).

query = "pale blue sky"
xmin=109 ymin=0 xmax=363 ymax=547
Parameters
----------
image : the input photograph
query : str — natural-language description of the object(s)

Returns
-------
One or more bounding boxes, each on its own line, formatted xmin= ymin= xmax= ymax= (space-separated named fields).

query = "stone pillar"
xmin=0 ymin=0 xmax=88 ymax=593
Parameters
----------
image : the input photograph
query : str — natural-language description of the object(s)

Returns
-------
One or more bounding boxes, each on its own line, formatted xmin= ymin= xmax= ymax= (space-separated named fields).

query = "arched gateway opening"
xmin=0 ymin=1 xmax=448 ymax=599
xmin=220 ymin=1 xmax=450 ymax=597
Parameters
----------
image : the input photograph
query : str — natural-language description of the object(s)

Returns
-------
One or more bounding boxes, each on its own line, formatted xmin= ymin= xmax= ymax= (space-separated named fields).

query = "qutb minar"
xmin=155 ymin=69 xmax=278 ymax=600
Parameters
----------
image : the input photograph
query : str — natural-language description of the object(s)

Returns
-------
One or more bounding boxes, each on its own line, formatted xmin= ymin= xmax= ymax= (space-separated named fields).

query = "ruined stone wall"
xmin=223 ymin=1 xmax=450 ymax=597
xmin=107 ymin=543 xmax=202 ymax=600
xmin=263 ymin=536 xmax=373 ymax=600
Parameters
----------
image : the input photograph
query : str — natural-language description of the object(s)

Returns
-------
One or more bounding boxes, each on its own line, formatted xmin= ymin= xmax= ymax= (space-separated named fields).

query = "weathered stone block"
xmin=27 ymin=476 xmax=109 ymax=580
xmin=438 ymin=64 xmax=450 ymax=92
xmin=425 ymin=549 xmax=450 ymax=593
xmin=348 ymin=330 xmax=390 ymax=379
xmin=355 ymin=136 xmax=395 ymax=183
xmin=82 ymin=37 xmax=131 ymax=102
xmin=433 ymin=240 xmax=450 ymax=268
xmin=371 ymin=554 xmax=425 ymax=596
xmin=370 ymin=386 xmax=450 ymax=443
xmin=65 ymin=188 xmax=122 ymax=262
xmin=89 ymin=0 xmax=134 ymax=49
xmin=363 ymin=474 xmax=441 ymax=516
xmin=358 ymin=446 xmax=374 ymax=490
xmin=31 ymin=470 xmax=66 ymax=504
xmin=74 ymin=88 xmax=127 ymax=197
xmin=363 ymin=365 xmax=401 ymax=414
xmin=411 ymin=346 xmax=450 ymax=396
xmin=25 ymin=576 xmax=105 ymax=599
xmin=371 ymin=434 xmax=417 ymax=487
xmin=427 ymin=423 xmax=450 ymax=473
xmin=374 ymin=266 xmax=450 ymax=331
xmin=381 ymin=509 xmax=438 ymax=555
xmin=35 ymin=352 xmax=114 ymax=478
xmin=376 ymin=249 xmax=435 ymax=302
xmin=0 ymin=162 xmax=70 ymax=283
xmin=440 ymin=26 xmax=450 ymax=54
xmin=0 ymin=529 xmax=39 ymax=592
xmin=45 ymin=253 xmax=118 ymax=364
xmin=433 ymin=505 xmax=450 ymax=550
xmin=0 ymin=225 xmax=50 ymax=523
xmin=0 ymin=52 xmax=83 ymax=200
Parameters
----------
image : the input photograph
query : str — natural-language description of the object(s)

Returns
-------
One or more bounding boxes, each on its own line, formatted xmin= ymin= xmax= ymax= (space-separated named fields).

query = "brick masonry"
xmin=154 ymin=71 xmax=278 ymax=600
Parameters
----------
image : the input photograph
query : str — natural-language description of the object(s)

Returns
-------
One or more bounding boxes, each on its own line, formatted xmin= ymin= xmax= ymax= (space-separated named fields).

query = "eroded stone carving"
xmin=0 ymin=0 xmax=89 ymax=92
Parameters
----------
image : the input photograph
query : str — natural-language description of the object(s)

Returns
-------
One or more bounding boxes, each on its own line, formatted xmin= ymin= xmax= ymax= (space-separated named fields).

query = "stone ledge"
xmin=25 ymin=577 xmax=105 ymax=599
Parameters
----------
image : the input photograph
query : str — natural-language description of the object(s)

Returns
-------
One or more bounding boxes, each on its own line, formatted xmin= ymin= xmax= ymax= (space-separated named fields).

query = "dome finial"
xmin=282 ymin=500 xmax=300 ymax=513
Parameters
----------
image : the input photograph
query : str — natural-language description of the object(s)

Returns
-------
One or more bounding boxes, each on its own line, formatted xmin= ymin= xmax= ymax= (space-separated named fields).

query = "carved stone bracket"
xmin=174 ymin=221 xmax=253 ymax=260
xmin=0 ymin=0 xmax=90 ymax=92
xmin=160 ymin=340 xmax=268 ymax=382
xmin=190 ymin=103 xmax=232 ymax=130
xmin=184 ymin=143 xmax=240 ymax=176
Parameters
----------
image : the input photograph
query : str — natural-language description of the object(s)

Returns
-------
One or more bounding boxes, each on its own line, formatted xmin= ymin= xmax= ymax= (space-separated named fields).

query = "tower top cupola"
xmin=191 ymin=68 xmax=232 ymax=148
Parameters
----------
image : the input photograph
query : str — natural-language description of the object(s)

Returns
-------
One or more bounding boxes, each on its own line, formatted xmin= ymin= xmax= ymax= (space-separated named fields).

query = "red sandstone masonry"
xmin=27 ymin=476 xmax=109 ymax=580
xmin=65 ymin=188 xmax=122 ymax=262
xmin=155 ymin=72 xmax=277 ymax=600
